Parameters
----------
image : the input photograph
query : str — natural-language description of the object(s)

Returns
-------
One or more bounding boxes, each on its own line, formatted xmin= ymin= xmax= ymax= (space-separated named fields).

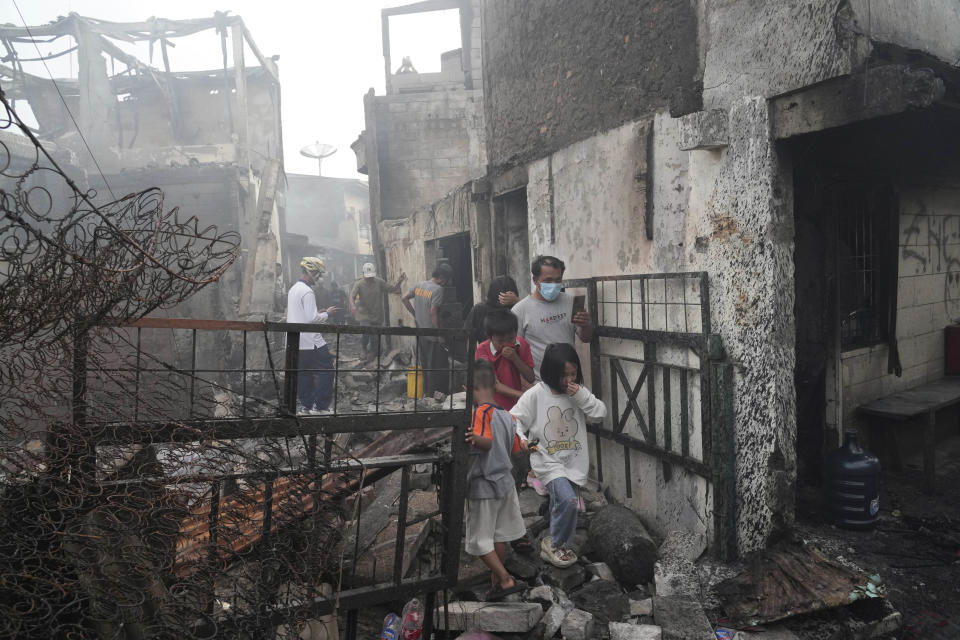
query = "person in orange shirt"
xmin=464 ymin=359 xmax=527 ymax=599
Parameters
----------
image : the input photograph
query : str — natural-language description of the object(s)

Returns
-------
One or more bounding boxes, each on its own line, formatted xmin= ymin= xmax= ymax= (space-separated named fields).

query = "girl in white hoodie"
xmin=511 ymin=343 xmax=606 ymax=567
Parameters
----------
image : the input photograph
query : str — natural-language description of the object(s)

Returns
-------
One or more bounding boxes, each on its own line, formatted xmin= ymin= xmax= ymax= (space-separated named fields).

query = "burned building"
xmin=355 ymin=0 xmax=960 ymax=557
xmin=1 ymin=12 xmax=286 ymax=321
xmin=280 ymin=174 xmax=374 ymax=294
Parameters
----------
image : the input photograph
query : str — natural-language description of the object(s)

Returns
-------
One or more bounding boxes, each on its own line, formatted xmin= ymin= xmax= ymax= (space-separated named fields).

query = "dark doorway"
xmin=428 ymin=232 xmax=474 ymax=322
xmin=493 ymin=189 xmax=530 ymax=297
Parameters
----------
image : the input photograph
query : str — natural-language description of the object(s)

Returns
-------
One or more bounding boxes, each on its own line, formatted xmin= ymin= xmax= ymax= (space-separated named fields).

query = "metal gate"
xmin=4 ymin=319 xmax=473 ymax=638
xmin=566 ymin=272 xmax=737 ymax=560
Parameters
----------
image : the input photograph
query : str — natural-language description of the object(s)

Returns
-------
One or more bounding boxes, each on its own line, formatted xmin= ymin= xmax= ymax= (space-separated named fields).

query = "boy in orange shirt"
xmin=464 ymin=359 xmax=527 ymax=599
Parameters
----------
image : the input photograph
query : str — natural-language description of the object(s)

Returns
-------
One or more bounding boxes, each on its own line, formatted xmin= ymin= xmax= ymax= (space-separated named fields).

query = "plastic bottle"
xmin=381 ymin=613 xmax=401 ymax=640
xmin=400 ymin=598 xmax=424 ymax=640
xmin=825 ymin=430 xmax=881 ymax=530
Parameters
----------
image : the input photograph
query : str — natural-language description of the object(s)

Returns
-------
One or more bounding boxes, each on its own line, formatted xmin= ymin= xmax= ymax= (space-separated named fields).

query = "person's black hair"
xmin=531 ymin=255 xmax=566 ymax=278
xmin=485 ymin=275 xmax=519 ymax=307
xmin=473 ymin=358 xmax=496 ymax=391
xmin=432 ymin=263 xmax=454 ymax=281
xmin=540 ymin=343 xmax=583 ymax=393
xmin=484 ymin=310 xmax=518 ymax=338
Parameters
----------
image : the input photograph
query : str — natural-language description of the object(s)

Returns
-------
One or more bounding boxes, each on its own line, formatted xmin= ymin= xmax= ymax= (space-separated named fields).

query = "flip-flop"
xmin=486 ymin=579 xmax=528 ymax=601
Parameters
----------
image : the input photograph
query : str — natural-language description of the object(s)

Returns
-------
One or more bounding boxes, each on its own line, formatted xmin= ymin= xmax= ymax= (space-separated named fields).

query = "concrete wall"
xmin=481 ymin=0 xmax=699 ymax=170
xmin=842 ymin=184 xmax=960 ymax=426
xmin=700 ymin=0 xmax=960 ymax=110
xmin=374 ymin=90 xmax=486 ymax=220
xmin=521 ymin=100 xmax=796 ymax=554
xmin=379 ymin=183 xmax=480 ymax=327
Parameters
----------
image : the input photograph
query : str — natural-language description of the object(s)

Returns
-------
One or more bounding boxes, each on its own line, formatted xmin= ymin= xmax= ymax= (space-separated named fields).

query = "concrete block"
xmin=542 ymin=563 xmax=587 ymax=592
xmin=657 ymin=531 xmax=707 ymax=563
xmin=652 ymin=596 xmax=713 ymax=640
xmin=585 ymin=562 xmax=616 ymax=582
xmin=542 ymin=601 xmax=575 ymax=639
xmin=653 ymin=557 xmax=700 ymax=598
xmin=629 ymin=598 xmax=653 ymax=617
xmin=609 ymin=622 xmax=662 ymax=640
xmin=561 ymin=609 xmax=594 ymax=640
xmin=571 ymin=579 xmax=629 ymax=624
xmin=527 ymin=585 xmax=557 ymax=609
xmin=677 ymin=110 xmax=728 ymax=150
xmin=434 ymin=601 xmax=543 ymax=632
xmin=504 ymin=554 xmax=539 ymax=580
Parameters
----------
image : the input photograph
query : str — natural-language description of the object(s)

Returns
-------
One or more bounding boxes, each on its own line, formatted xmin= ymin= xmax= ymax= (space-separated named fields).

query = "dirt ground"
xmin=794 ymin=434 xmax=960 ymax=639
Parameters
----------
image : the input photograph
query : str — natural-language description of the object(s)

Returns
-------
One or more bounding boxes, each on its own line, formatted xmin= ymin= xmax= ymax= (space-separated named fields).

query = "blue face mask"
xmin=539 ymin=282 xmax=562 ymax=302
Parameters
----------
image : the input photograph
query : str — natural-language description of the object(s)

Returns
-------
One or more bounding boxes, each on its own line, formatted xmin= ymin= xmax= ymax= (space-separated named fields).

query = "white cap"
xmin=362 ymin=262 xmax=376 ymax=278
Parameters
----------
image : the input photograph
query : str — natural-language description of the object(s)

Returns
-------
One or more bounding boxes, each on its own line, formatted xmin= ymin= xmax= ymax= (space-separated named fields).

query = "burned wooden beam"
xmin=715 ymin=541 xmax=885 ymax=628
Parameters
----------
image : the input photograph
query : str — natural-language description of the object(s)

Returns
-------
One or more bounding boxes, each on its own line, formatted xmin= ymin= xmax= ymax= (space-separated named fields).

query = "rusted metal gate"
xmin=37 ymin=319 xmax=474 ymax=638
xmin=566 ymin=273 xmax=737 ymax=560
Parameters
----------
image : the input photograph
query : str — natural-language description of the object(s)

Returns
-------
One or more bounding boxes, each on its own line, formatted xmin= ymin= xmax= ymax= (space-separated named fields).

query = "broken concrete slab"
xmin=541 ymin=563 xmax=587 ymax=592
xmin=588 ymin=506 xmax=657 ymax=586
xmin=527 ymin=585 xmax=557 ymax=609
xmin=434 ymin=602 xmax=543 ymax=633
xmin=653 ymin=556 xmax=700 ymax=599
xmin=585 ymin=562 xmax=616 ymax=582
xmin=560 ymin=609 xmax=594 ymax=640
xmin=609 ymin=622 xmax=662 ymax=640
xmin=657 ymin=530 xmax=707 ymax=563
xmin=504 ymin=554 xmax=539 ymax=581
xmin=629 ymin=598 xmax=653 ymax=617
xmin=542 ymin=601 xmax=575 ymax=639
xmin=570 ymin=579 xmax=629 ymax=624
xmin=652 ymin=596 xmax=714 ymax=640
xmin=677 ymin=109 xmax=729 ymax=150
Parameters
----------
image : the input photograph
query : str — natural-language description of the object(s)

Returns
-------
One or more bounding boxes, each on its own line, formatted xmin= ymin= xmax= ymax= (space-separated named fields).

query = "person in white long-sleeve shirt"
xmin=287 ymin=257 xmax=339 ymax=414
xmin=511 ymin=342 xmax=606 ymax=568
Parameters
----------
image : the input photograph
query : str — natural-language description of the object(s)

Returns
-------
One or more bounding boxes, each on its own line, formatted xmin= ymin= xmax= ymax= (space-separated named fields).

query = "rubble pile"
xmin=423 ymin=487 xmax=904 ymax=640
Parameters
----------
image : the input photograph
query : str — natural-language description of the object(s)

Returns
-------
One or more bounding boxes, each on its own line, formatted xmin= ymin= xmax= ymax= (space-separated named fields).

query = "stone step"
xmin=433 ymin=601 xmax=543 ymax=633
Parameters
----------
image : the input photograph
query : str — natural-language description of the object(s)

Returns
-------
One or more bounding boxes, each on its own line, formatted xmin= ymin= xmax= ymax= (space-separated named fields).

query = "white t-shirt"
xmin=511 ymin=293 xmax=576 ymax=378
xmin=286 ymin=280 xmax=329 ymax=349
xmin=510 ymin=382 xmax=606 ymax=487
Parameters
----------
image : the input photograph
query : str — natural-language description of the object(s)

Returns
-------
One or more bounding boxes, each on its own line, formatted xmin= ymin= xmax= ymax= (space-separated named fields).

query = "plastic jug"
xmin=825 ymin=430 xmax=881 ymax=530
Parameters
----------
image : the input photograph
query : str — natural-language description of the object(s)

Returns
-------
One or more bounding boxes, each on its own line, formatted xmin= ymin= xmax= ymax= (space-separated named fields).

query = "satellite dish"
xmin=300 ymin=142 xmax=337 ymax=176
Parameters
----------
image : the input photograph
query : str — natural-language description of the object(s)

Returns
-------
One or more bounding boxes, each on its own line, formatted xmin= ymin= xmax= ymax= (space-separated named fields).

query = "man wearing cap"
xmin=402 ymin=263 xmax=454 ymax=396
xmin=350 ymin=262 xmax=406 ymax=361
xmin=287 ymin=257 xmax=339 ymax=415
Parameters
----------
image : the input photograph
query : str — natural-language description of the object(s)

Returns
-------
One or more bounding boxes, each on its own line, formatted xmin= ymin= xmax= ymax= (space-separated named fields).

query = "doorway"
xmin=493 ymin=189 xmax=530 ymax=297
xmin=427 ymin=232 xmax=474 ymax=322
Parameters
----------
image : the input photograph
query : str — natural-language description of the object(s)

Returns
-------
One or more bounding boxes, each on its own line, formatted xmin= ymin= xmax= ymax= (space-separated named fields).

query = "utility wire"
xmin=10 ymin=0 xmax=117 ymax=200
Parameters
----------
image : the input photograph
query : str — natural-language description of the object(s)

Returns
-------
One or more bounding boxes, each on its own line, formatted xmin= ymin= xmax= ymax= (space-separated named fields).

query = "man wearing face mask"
xmin=511 ymin=255 xmax=593 ymax=379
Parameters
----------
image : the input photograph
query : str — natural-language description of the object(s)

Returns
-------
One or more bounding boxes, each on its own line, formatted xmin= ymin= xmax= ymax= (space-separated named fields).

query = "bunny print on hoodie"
xmin=511 ymin=382 xmax=606 ymax=486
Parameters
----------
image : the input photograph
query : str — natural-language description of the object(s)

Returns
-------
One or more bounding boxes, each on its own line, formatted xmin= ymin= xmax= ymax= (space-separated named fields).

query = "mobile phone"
xmin=572 ymin=295 xmax=586 ymax=316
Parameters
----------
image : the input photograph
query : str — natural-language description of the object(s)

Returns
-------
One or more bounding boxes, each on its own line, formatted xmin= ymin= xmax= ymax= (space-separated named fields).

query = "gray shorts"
xmin=464 ymin=487 xmax=525 ymax=556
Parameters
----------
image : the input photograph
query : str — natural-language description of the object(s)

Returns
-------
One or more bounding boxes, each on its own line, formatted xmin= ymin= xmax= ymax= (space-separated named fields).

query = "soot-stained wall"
xmin=481 ymin=0 xmax=699 ymax=170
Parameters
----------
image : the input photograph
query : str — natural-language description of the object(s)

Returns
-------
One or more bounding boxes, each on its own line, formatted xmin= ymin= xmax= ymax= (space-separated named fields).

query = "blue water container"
xmin=825 ymin=430 xmax=881 ymax=530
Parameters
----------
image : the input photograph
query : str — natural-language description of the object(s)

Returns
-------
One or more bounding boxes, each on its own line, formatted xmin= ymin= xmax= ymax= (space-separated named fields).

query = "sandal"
xmin=540 ymin=540 xmax=577 ymax=568
xmin=486 ymin=579 xmax=528 ymax=601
